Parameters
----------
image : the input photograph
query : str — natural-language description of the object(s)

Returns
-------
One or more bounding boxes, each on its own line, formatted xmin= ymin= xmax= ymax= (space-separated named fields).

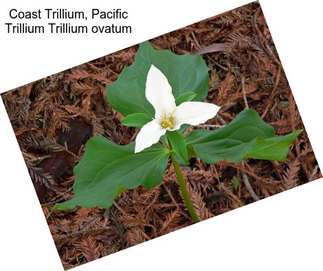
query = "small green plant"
xmin=232 ymin=176 xmax=241 ymax=190
xmin=50 ymin=42 xmax=302 ymax=222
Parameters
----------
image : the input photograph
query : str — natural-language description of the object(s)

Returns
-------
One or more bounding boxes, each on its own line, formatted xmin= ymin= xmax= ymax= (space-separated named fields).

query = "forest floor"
xmin=2 ymin=2 xmax=321 ymax=270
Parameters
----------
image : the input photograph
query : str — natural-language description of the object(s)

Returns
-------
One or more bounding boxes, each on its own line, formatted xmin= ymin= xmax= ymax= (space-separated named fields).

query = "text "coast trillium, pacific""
xmin=135 ymin=65 xmax=220 ymax=153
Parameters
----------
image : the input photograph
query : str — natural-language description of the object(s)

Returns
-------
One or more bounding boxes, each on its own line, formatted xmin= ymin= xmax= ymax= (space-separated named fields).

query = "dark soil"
xmin=1 ymin=2 xmax=321 ymax=270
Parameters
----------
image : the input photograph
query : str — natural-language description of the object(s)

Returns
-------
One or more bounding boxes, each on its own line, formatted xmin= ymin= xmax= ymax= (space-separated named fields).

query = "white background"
xmin=0 ymin=0 xmax=322 ymax=270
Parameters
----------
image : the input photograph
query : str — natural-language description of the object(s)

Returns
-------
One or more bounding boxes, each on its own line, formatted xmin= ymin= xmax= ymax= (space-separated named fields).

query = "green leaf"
xmin=167 ymin=131 xmax=189 ymax=165
xmin=178 ymin=124 xmax=190 ymax=135
xmin=185 ymin=109 xmax=302 ymax=163
xmin=121 ymin=113 xmax=152 ymax=128
xmin=106 ymin=41 xmax=209 ymax=117
xmin=244 ymin=131 xmax=302 ymax=161
xmin=231 ymin=176 xmax=241 ymax=190
xmin=52 ymin=136 xmax=170 ymax=211
xmin=175 ymin=92 xmax=197 ymax=106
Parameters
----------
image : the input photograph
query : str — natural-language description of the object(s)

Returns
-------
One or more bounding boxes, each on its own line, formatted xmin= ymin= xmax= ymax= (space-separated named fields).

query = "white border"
xmin=0 ymin=1 xmax=322 ymax=271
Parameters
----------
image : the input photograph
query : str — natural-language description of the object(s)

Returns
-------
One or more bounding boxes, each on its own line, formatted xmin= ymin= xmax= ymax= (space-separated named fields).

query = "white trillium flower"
xmin=134 ymin=65 xmax=220 ymax=153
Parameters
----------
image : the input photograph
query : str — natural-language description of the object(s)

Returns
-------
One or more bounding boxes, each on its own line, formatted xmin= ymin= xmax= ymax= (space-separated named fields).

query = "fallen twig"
xmin=241 ymin=162 xmax=260 ymax=201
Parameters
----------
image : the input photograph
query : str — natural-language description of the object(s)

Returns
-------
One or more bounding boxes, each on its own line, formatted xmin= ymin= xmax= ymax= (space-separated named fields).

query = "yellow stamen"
xmin=160 ymin=110 xmax=175 ymax=129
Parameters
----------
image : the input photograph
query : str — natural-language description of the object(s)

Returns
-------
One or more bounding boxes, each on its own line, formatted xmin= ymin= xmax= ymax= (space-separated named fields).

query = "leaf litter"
xmin=1 ymin=2 xmax=321 ymax=270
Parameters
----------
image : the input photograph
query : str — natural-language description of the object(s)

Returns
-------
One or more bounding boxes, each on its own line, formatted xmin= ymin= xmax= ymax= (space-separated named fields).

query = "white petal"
xmin=135 ymin=120 xmax=166 ymax=153
xmin=145 ymin=65 xmax=176 ymax=120
xmin=172 ymin=101 xmax=220 ymax=130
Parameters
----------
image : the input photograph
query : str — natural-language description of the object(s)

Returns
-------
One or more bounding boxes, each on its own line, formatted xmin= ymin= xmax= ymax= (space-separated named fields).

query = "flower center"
xmin=160 ymin=110 xmax=175 ymax=129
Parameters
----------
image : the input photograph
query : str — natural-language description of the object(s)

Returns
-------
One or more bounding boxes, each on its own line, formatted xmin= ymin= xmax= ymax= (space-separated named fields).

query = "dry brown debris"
xmin=1 ymin=2 xmax=321 ymax=270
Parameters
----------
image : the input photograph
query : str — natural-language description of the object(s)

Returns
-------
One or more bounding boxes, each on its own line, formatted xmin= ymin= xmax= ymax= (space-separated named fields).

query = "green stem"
xmin=172 ymin=157 xmax=200 ymax=223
